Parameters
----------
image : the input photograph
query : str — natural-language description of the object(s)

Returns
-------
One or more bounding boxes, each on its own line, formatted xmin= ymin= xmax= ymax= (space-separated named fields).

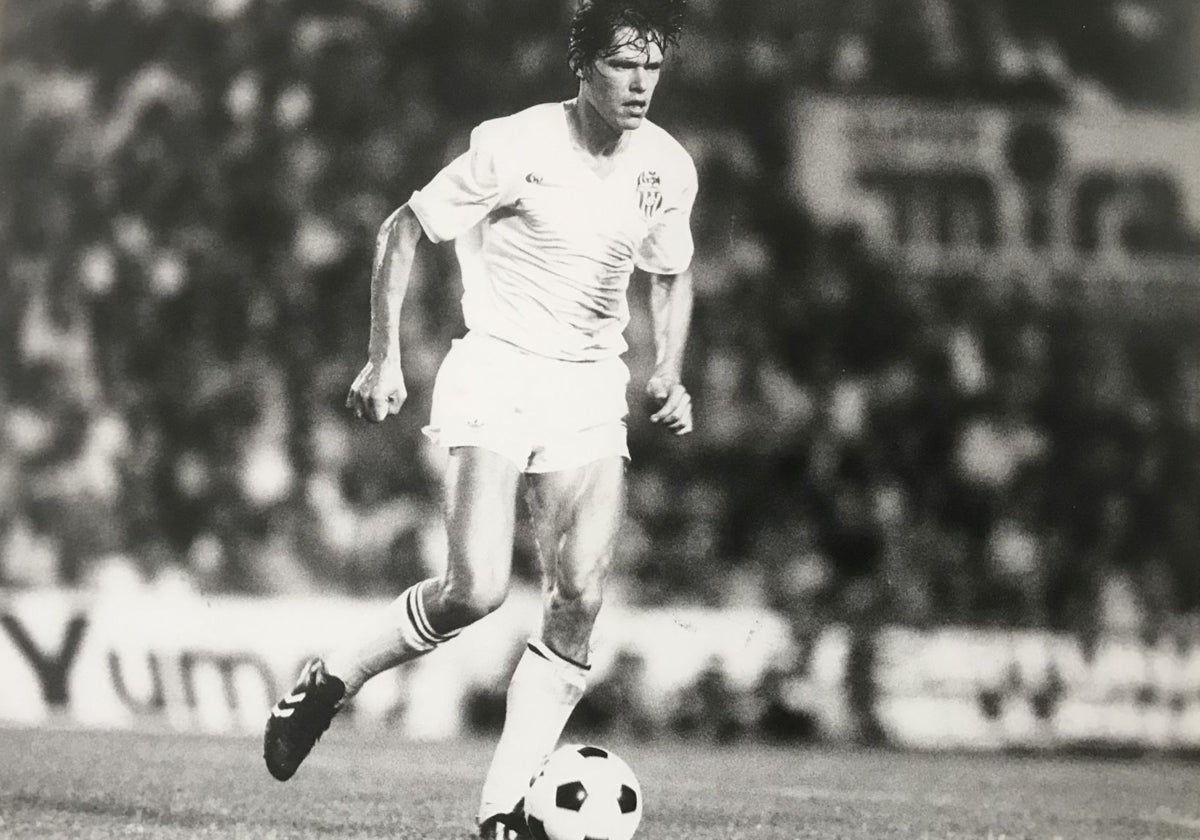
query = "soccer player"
xmin=264 ymin=1 xmax=695 ymax=837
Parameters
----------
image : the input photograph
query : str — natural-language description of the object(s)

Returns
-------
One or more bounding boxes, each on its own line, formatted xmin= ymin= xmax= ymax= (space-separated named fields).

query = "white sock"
xmin=478 ymin=639 xmax=589 ymax=822
xmin=324 ymin=579 xmax=458 ymax=698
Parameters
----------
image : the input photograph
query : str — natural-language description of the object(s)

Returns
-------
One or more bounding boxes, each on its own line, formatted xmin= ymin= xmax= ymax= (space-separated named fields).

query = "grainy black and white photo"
xmin=1 ymin=1 xmax=1199 ymax=838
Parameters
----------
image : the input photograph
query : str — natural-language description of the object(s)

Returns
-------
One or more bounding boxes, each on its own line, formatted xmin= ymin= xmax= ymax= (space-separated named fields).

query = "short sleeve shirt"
xmin=407 ymin=102 xmax=697 ymax=362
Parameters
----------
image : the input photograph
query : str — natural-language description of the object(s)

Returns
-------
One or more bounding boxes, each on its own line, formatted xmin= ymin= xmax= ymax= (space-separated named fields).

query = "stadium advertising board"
xmin=790 ymin=95 xmax=1200 ymax=301
xmin=873 ymin=627 xmax=1200 ymax=751
xmin=0 ymin=588 xmax=793 ymax=739
xmin=4 ymin=588 xmax=1198 ymax=750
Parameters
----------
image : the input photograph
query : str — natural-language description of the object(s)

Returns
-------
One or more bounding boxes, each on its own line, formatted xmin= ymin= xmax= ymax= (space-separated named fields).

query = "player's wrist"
xmin=648 ymin=369 xmax=682 ymax=389
xmin=368 ymin=356 xmax=401 ymax=375
xmin=367 ymin=342 xmax=401 ymax=366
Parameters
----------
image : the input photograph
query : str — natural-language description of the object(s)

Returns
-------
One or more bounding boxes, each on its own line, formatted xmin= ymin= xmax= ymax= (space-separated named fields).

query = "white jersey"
xmin=407 ymin=102 xmax=697 ymax=362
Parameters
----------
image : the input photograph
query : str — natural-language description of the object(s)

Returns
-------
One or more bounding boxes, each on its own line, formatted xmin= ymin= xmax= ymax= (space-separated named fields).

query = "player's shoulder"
xmin=634 ymin=119 xmax=696 ymax=180
xmin=473 ymin=102 xmax=563 ymax=142
xmin=467 ymin=103 xmax=565 ymax=170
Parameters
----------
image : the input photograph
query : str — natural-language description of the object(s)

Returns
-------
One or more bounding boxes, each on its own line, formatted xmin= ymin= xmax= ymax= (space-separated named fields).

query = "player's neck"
xmin=567 ymin=98 xmax=629 ymax=160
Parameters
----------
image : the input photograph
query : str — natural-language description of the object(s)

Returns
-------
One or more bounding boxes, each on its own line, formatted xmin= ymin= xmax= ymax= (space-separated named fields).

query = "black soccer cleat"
xmin=263 ymin=657 xmax=346 ymax=781
xmin=478 ymin=801 xmax=531 ymax=840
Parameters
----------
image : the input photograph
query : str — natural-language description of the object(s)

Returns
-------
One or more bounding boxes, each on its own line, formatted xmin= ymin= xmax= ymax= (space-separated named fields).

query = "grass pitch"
xmin=1 ymin=726 xmax=1198 ymax=839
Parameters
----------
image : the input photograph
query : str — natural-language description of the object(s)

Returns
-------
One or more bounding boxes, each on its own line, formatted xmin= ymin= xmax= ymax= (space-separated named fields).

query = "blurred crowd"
xmin=2 ymin=0 xmax=1198 ymax=638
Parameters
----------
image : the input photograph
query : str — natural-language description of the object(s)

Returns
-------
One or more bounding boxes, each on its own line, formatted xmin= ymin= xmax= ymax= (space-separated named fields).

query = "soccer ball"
xmin=524 ymin=744 xmax=643 ymax=840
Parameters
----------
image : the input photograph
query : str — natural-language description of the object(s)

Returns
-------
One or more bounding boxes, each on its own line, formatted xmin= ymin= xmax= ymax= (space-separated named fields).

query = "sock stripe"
xmin=527 ymin=640 xmax=590 ymax=671
xmin=405 ymin=586 xmax=440 ymax=646
xmin=413 ymin=581 xmax=460 ymax=643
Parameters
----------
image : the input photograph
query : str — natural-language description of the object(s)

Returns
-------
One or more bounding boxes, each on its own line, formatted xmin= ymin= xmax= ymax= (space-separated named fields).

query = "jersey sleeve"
xmin=635 ymin=153 xmax=697 ymax=276
xmin=407 ymin=122 xmax=510 ymax=244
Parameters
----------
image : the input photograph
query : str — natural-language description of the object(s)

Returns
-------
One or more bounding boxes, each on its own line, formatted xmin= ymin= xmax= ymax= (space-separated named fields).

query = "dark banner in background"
xmin=790 ymin=96 xmax=1200 ymax=304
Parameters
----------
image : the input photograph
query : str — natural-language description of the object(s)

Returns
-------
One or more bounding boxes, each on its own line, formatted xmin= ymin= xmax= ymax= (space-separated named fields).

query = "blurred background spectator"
xmin=1 ymin=0 xmax=1198 ymax=651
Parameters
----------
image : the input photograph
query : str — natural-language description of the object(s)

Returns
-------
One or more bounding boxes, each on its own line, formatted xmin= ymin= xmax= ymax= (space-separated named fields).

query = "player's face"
xmin=580 ymin=27 xmax=665 ymax=132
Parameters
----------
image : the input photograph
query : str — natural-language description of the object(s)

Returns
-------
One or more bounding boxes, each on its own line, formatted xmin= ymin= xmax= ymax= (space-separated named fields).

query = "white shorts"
xmin=423 ymin=332 xmax=630 ymax=474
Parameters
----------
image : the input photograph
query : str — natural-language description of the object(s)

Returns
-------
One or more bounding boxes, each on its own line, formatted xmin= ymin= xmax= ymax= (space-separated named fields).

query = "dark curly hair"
xmin=567 ymin=0 xmax=686 ymax=76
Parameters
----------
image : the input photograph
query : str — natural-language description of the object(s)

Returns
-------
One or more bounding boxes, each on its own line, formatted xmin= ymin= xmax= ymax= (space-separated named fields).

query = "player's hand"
xmin=646 ymin=375 xmax=692 ymax=436
xmin=346 ymin=356 xmax=406 ymax=422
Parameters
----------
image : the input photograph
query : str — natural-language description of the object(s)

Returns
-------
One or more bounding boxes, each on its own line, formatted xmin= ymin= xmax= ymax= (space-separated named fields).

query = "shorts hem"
xmin=422 ymin=425 xmax=628 ymax=474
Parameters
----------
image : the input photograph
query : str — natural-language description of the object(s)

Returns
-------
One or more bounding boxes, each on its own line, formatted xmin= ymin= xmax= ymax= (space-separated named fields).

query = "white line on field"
xmin=770 ymin=785 xmax=961 ymax=808
xmin=1140 ymin=807 xmax=1200 ymax=832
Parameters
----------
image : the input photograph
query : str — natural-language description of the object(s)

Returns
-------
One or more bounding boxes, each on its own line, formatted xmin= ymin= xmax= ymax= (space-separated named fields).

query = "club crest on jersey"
xmin=636 ymin=170 xmax=663 ymax=218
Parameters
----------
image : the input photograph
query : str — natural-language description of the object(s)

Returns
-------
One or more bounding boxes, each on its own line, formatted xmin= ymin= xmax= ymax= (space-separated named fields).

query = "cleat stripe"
xmin=271 ymin=707 xmax=295 ymax=718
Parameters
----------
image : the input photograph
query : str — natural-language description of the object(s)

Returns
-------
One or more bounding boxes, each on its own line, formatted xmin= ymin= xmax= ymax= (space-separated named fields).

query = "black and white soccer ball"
xmin=524 ymin=744 xmax=643 ymax=840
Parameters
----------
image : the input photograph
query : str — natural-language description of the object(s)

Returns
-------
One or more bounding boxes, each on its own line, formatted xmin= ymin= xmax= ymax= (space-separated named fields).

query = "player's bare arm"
xmin=645 ymin=268 xmax=693 ymax=435
xmin=346 ymin=204 xmax=425 ymax=422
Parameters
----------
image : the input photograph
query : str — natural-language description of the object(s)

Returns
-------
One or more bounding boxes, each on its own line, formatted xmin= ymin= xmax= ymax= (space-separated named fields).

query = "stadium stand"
xmin=2 ymin=0 xmax=1198 ymax=653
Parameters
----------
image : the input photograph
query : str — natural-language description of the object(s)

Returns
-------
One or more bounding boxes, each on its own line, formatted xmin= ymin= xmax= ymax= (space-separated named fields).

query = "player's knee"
xmin=440 ymin=574 xmax=509 ymax=625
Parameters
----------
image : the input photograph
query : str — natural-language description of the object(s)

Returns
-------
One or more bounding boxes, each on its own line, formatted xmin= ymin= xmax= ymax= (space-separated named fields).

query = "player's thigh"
xmin=442 ymin=446 xmax=522 ymax=587
xmin=525 ymin=455 xmax=626 ymax=596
